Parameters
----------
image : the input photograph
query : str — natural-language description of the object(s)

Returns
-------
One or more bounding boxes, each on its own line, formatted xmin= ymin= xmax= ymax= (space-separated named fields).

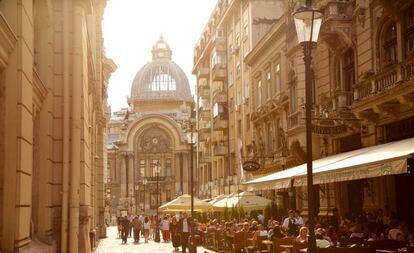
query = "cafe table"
xmin=262 ymin=239 xmax=273 ymax=253
xmin=280 ymin=244 xmax=294 ymax=253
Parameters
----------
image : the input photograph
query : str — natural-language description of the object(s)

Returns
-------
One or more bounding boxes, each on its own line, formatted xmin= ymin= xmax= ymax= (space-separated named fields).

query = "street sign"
xmin=242 ymin=160 xmax=260 ymax=171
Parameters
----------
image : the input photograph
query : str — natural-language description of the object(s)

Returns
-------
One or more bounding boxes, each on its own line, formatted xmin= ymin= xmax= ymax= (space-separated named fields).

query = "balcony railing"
xmin=199 ymin=108 xmax=211 ymax=120
xmin=213 ymin=143 xmax=227 ymax=156
xmin=212 ymin=64 xmax=227 ymax=81
xmin=213 ymin=114 xmax=228 ymax=130
xmin=353 ymin=61 xmax=413 ymax=102
xmin=200 ymin=152 xmax=211 ymax=163
xmin=212 ymin=89 xmax=227 ymax=104
xmin=198 ymin=67 xmax=209 ymax=78
xmin=198 ymin=87 xmax=210 ymax=98
xmin=288 ymin=110 xmax=303 ymax=129
xmin=198 ymin=127 xmax=210 ymax=142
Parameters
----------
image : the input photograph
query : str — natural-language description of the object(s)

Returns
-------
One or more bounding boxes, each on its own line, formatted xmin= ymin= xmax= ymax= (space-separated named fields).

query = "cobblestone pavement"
xmin=95 ymin=226 xmax=216 ymax=253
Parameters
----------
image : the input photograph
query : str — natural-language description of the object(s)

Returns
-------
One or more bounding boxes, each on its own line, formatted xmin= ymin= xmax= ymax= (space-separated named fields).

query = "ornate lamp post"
xmin=293 ymin=1 xmax=322 ymax=253
xmin=142 ymin=178 xmax=148 ymax=212
xmin=155 ymin=162 xmax=161 ymax=243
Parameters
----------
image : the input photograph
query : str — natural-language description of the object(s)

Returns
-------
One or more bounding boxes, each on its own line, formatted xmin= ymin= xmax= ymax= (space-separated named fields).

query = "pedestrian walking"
xmin=161 ymin=215 xmax=171 ymax=242
xmin=170 ymin=216 xmax=181 ymax=251
xmin=178 ymin=212 xmax=193 ymax=253
xmin=143 ymin=216 xmax=151 ymax=243
xmin=121 ymin=216 xmax=130 ymax=244
xmin=132 ymin=216 xmax=142 ymax=243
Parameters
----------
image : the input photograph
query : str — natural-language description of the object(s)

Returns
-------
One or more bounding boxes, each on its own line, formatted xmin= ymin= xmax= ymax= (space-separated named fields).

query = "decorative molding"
xmin=32 ymin=68 xmax=48 ymax=110
xmin=0 ymin=12 xmax=17 ymax=69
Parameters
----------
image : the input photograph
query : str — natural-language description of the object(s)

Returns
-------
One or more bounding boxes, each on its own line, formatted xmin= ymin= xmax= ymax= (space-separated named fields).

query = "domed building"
xmin=107 ymin=36 xmax=195 ymax=216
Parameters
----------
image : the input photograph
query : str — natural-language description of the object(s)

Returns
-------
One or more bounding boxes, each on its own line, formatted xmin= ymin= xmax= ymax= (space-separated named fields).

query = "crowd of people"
xmin=116 ymin=211 xmax=195 ymax=253
xmin=114 ymin=205 xmax=414 ymax=252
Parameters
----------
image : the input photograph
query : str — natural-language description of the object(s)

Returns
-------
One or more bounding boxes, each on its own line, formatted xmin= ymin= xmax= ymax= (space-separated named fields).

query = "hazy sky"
xmin=102 ymin=0 xmax=217 ymax=112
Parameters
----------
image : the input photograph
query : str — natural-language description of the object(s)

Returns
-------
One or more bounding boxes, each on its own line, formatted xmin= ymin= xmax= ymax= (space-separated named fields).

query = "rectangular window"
xmin=257 ymin=80 xmax=262 ymax=107
xmin=246 ymin=114 xmax=250 ymax=131
xmin=166 ymin=190 xmax=171 ymax=202
xmin=140 ymin=159 xmax=146 ymax=177
xmin=266 ymin=70 xmax=272 ymax=100
xmin=275 ymin=64 xmax=281 ymax=95
xmin=289 ymin=82 xmax=297 ymax=113
xmin=151 ymin=159 xmax=160 ymax=177
xmin=165 ymin=159 xmax=172 ymax=177
xmin=238 ymin=119 xmax=242 ymax=138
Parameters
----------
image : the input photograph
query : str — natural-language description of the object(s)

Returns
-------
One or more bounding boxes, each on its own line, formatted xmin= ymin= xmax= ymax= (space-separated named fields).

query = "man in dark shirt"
xmin=121 ymin=216 xmax=130 ymax=244
xmin=178 ymin=212 xmax=193 ymax=253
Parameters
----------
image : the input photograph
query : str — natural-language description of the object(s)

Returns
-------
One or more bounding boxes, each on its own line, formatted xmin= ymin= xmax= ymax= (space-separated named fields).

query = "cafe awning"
xmin=245 ymin=137 xmax=414 ymax=190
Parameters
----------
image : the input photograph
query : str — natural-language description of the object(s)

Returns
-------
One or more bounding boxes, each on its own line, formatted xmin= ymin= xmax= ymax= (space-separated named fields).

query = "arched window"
xmin=288 ymin=70 xmax=297 ymax=113
xmin=342 ymin=48 xmax=355 ymax=105
xmin=382 ymin=22 xmax=397 ymax=65
xmin=405 ymin=6 xmax=414 ymax=56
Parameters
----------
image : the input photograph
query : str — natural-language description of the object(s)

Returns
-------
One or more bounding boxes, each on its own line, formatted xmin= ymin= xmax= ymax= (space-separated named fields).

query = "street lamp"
xmin=142 ymin=178 xmax=148 ymax=212
xmin=293 ymin=1 xmax=322 ymax=253
xmin=155 ymin=162 xmax=161 ymax=243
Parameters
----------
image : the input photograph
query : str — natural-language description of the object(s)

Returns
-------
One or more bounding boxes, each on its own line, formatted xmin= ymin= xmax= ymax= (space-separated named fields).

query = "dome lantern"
xmin=152 ymin=34 xmax=172 ymax=60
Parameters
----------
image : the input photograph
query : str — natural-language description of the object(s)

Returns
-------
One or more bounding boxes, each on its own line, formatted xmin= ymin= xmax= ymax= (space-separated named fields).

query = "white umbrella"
xmin=158 ymin=194 xmax=213 ymax=212
xmin=212 ymin=191 xmax=271 ymax=211
xmin=208 ymin=194 xmax=228 ymax=205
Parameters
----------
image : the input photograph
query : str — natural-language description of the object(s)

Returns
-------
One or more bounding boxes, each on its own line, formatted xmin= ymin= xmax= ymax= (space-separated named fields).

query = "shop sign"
xmin=242 ymin=160 xmax=261 ymax=171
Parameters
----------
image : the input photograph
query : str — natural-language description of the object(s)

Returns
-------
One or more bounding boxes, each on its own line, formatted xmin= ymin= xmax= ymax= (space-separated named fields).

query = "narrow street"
xmin=95 ymin=226 xmax=216 ymax=253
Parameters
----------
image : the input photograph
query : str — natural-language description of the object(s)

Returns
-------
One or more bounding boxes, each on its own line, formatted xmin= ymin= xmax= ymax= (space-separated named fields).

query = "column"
xmin=2 ymin=0 xmax=34 ymax=251
xmin=120 ymin=153 xmax=127 ymax=198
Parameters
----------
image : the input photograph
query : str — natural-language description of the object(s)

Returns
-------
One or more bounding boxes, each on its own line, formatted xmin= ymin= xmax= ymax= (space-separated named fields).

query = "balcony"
xmin=323 ymin=0 xmax=353 ymax=21
xmin=198 ymin=67 xmax=209 ymax=78
xmin=199 ymin=108 xmax=211 ymax=120
xmin=213 ymin=114 xmax=228 ymax=131
xmin=198 ymin=125 xmax=210 ymax=141
xmin=213 ymin=143 xmax=227 ymax=156
xmin=198 ymin=78 xmax=209 ymax=88
xmin=212 ymin=89 xmax=227 ymax=104
xmin=288 ymin=110 xmax=304 ymax=131
xmin=351 ymin=59 xmax=414 ymax=122
xmin=200 ymin=152 xmax=211 ymax=164
xmin=212 ymin=64 xmax=227 ymax=81
xmin=198 ymin=87 xmax=210 ymax=98
xmin=213 ymin=36 xmax=226 ymax=52
xmin=353 ymin=59 xmax=414 ymax=103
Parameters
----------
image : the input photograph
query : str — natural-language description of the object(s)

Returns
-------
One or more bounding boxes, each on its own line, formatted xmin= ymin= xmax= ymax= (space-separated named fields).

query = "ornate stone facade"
xmin=107 ymin=37 xmax=195 ymax=217
xmin=194 ymin=0 xmax=414 ymax=223
xmin=0 ymin=1 xmax=115 ymax=252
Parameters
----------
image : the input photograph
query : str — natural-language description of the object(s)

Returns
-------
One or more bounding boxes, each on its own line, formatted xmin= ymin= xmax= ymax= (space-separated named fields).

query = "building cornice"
xmin=0 ymin=12 xmax=17 ymax=69
xmin=244 ymin=15 xmax=287 ymax=66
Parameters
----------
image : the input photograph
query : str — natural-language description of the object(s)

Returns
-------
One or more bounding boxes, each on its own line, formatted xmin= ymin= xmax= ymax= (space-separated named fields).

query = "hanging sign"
xmin=242 ymin=160 xmax=261 ymax=171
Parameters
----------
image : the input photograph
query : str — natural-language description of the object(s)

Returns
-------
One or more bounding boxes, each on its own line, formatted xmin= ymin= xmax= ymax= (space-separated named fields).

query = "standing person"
xmin=294 ymin=210 xmax=304 ymax=227
xmin=128 ymin=214 xmax=134 ymax=237
xmin=161 ymin=215 xmax=171 ymax=242
xmin=138 ymin=212 xmax=145 ymax=237
xmin=121 ymin=216 xmax=130 ymax=244
xmin=170 ymin=216 xmax=180 ymax=251
xmin=117 ymin=216 xmax=123 ymax=238
xmin=282 ymin=210 xmax=299 ymax=236
xmin=257 ymin=211 xmax=265 ymax=224
xmin=143 ymin=216 xmax=151 ymax=243
xmin=132 ymin=216 xmax=142 ymax=243
xmin=178 ymin=212 xmax=192 ymax=253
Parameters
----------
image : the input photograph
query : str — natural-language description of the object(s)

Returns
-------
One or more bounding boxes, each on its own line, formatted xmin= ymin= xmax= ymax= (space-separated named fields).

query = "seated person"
xmin=296 ymin=226 xmax=308 ymax=243
xmin=316 ymin=233 xmax=332 ymax=248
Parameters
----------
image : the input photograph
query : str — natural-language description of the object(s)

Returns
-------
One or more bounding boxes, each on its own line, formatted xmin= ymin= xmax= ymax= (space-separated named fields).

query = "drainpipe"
xmin=69 ymin=3 xmax=82 ymax=252
xmin=61 ymin=0 xmax=70 ymax=252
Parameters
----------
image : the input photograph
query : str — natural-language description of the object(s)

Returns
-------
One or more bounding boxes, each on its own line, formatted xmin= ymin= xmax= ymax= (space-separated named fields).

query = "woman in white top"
xmin=143 ymin=216 xmax=151 ymax=243
xmin=161 ymin=216 xmax=171 ymax=242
